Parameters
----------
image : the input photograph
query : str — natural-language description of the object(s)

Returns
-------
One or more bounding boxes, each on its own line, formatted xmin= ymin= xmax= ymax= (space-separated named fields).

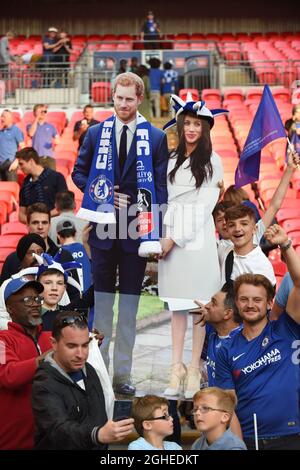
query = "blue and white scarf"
xmin=77 ymin=113 xmax=161 ymax=257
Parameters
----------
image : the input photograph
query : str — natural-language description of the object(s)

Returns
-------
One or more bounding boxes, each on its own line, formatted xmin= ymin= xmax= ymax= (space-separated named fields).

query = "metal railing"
xmin=218 ymin=59 xmax=299 ymax=87
xmin=1 ymin=39 xmax=298 ymax=106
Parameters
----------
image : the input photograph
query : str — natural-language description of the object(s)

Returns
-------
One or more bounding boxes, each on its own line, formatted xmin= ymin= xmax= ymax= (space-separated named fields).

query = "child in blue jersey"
xmin=56 ymin=219 xmax=92 ymax=292
xmin=191 ymin=387 xmax=247 ymax=450
xmin=215 ymin=224 xmax=300 ymax=450
xmin=128 ymin=395 xmax=182 ymax=450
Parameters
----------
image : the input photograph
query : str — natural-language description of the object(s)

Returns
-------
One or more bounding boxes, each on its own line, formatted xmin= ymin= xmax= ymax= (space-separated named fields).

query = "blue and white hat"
xmin=4 ymin=277 xmax=44 ymax=302
xmin=163 ymin=92 xmax=229 ymax=131
xmin=33 ymin=252 xmax=83 ymax=294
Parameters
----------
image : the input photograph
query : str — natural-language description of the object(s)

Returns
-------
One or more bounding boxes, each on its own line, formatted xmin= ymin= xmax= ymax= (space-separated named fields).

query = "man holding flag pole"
xmin=72 ymin=72 xmax=168 ymax=396
xmin=235 ymin=84 xmax=298 ymax=189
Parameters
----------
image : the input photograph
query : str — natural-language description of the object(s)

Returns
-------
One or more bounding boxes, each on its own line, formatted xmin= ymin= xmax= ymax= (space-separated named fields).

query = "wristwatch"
xmin=279 ymin=238 xmax=292 ymax=251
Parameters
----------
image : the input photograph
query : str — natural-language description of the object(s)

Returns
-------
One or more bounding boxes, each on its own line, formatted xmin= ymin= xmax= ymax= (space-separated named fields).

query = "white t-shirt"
xmin=218 ymin=219 xmax=276 ymax=286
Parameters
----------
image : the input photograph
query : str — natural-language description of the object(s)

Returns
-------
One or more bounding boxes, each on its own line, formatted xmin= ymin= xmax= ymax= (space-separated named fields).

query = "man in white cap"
xmin=42 ymin=27 xmax=59 ymax=86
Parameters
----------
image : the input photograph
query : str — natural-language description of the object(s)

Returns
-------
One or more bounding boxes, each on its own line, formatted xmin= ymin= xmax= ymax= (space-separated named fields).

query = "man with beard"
xmin=215 ymin=224 xmax=300 ymax=450
xmin=0 ymin=278 xmax=52 ymax=449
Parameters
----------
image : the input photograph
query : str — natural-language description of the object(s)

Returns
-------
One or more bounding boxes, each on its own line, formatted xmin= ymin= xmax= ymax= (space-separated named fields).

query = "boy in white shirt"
xmin=219 ymin=204 xmax=276 ymax=285
xmin=217 ymin=151 xmax=299 ymax=246
xmin=218 ymin=151 xmax=300 ymax=284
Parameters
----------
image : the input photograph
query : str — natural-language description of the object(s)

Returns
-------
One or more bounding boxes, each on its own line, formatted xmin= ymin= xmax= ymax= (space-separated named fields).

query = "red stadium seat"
xmin=1 ymin=222 xmax=28 ymax=236
xmin=0 ymin=247 xmax=16 ymax=272
xmin=271 ymin=260 xmax=287 ymax=277
xmin=179 ymin=88 xmax=199 ymax=101
xmin=280 ymin=198 xmax=300 ymax=209
xmin=282 ymin=219 xmax=300 ymax=234
xmin=0 ymin=234 xmax=23 ymax=248
xmin=245 ymin=88 xmax=264 ymax=102
xmin=91 ymin=82 xmax=112 ymax=104
xmin=94 ymin=110 xmax=114 ymax=122
xmin=0 ymin=201 xmax=8 ymax=225
xmin=66 ymin=175 xmax=84 ymax=200
xmin=0 ymin=191 xmax=15 ymax=213
xmin=272 ymin=88 xmax=291 ymax=102
xmin=223 ymin=88 xmax=244 ymax=102
xmin=70 ymin=111 xmax=84 ymax=124
xmin=276 ymin=208 xmax=300 ymax=224
xmin=8 ymin=210 xmax=19 ymax=223
xmin=0 ymin=181 xmax=20 ymax=201
xmin=201 ymin=89 xmax=221 ymax=103
xmin=56 ymin=165 xmax=70 ymax=179
xmin=53 ymin=150 xmax=77 ymax=163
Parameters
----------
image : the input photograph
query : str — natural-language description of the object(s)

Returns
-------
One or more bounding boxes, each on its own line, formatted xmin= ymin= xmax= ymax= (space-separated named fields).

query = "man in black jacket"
xmin=32 ymin=311 xmax=134 ymax=450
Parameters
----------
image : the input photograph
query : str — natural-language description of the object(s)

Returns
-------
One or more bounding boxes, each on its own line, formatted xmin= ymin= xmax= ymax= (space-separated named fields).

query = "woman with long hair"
xmin=158 ymin=94 xmax=226 ymax=399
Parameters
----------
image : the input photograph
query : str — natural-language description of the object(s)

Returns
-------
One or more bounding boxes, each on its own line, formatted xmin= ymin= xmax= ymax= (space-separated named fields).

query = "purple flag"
xmin=235 ymin=85 xmax=286 ymax=188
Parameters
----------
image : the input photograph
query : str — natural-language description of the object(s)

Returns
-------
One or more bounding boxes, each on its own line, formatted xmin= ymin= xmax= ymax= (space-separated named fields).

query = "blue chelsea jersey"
xmin=215 ymin=313 xmax=300 ymax=438
xmin=206 ymin=324 xmax=243 ymax=386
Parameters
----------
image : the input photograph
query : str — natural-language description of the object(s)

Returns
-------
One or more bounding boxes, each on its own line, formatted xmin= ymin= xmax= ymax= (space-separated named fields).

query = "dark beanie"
xmin=16 ymin=234 xmax=46 ymax=261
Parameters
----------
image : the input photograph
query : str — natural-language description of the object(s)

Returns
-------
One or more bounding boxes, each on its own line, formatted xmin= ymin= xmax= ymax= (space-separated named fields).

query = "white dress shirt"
xmin=115 ymin=116 xmax=136 ymax=156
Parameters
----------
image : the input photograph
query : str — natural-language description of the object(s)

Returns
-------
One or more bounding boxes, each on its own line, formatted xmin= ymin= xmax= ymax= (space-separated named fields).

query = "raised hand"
xmin=264 ymin=224 xmax=289 ymax=247
xmin=189 ymin=300 xmax=208 ymax=326
xmin=97 ymin=418 xmax=135 ymax=444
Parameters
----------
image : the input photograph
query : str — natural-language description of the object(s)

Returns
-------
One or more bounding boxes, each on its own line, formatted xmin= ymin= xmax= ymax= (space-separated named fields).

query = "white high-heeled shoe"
xmin=164 ymin=362 xmax=187 ymax=396
xmin=184 ymin=365 xmax=201 ymax=399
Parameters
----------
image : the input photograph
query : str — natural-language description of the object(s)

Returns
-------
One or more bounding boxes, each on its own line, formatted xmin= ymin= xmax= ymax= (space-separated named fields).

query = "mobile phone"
xmin=113 ymin=400 xmax=132 ymax=421
xmin=114 ymin=415 xmax=130 ymax=422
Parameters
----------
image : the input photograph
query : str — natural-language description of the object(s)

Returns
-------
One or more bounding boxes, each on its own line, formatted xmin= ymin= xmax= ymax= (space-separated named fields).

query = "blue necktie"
xmin=119 ymin=125 xmax=128 ymax=175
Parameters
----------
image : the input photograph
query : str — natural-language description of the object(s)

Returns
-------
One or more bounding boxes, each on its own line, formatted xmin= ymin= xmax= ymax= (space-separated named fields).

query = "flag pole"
xmin=286 ymin=137 xmax=300 ymax=170
xmin=253 ymin=413 xmax=259 ymax=450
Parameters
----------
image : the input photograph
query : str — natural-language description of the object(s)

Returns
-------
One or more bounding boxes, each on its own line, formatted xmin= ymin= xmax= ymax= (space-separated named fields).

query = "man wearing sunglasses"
xmin=0 ymin=277 xmax=52 ymax=449
xmin=32 ymin=311 xmax=135 ymax=449
xmin=27 ymin=104 xmax=59 ymax=170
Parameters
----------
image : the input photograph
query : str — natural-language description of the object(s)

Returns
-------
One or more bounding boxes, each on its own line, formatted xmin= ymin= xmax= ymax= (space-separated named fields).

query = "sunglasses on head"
xmin=60 ymin=314 xmax=87 ymax=327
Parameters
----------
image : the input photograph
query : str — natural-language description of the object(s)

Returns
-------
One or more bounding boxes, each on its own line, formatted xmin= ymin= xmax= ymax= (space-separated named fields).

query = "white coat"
xmin=158 ymin=151 xmax=223 ymax=310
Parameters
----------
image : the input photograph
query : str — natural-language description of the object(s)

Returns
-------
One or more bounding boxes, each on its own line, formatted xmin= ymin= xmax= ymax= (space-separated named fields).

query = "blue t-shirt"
xmin=215 ymin=313 xmax=300 ymax=438
xmin=206 ymin=323 xmax=243 ymax=386
xmin=0 ymin=125 xmax=24 ymax=163
xmin=128 ymin=437 xmax=182 ymax=450
xmin=62 ymin=242 xmax=92 ymax=292
xmin=27 ymin=122 xmax=57 ymax=157
xmin=149 ymin=68 xmax=164 ymax=92
xmin=162 ymin=69 xmax=178 ymax=94
xmin=275 ymin=272 xmax=294 ymax=309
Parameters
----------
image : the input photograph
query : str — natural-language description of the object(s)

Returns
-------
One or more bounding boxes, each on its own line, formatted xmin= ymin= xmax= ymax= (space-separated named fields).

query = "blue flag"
xmin=235 ymin=85 xmax=286 ymax=188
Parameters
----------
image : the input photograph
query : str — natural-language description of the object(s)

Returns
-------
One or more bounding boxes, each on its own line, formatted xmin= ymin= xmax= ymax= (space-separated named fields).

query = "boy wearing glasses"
xmin=128 ymin=395 xmax=182 ymax=450
xmin=191 ymin=387 xmax=247 ymax=450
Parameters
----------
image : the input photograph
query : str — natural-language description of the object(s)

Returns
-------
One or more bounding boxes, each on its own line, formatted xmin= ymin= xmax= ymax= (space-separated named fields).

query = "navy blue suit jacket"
xmin=72 ymin=120 xmax=168 ymax=253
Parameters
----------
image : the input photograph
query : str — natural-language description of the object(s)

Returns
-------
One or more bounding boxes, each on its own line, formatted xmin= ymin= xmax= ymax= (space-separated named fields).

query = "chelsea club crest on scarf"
xmin=89 ymin=175 xmax=113 ymax=204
